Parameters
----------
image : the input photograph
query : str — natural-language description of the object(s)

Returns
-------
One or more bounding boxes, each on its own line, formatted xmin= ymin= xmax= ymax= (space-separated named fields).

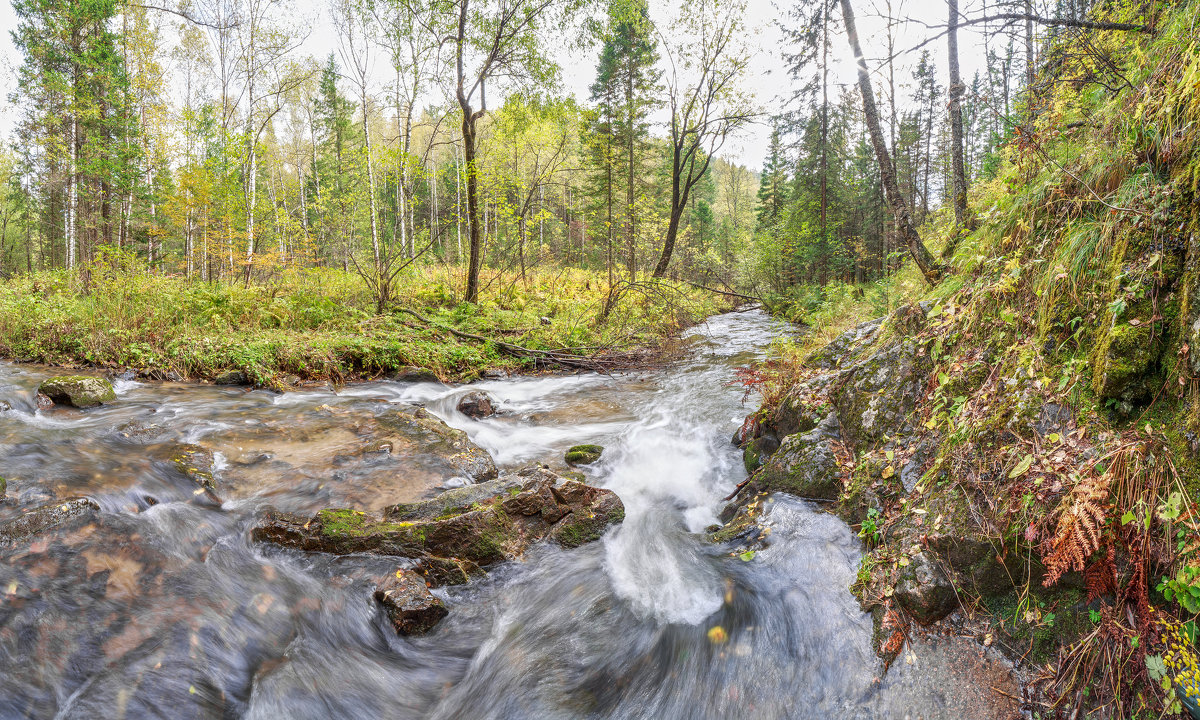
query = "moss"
xmin=316 ymin=508 xmax=417 ymax=537
xmin=982 ymin=586 xmax=1092 ymax=666
xmin=565 ymin=444 xmax=604 ymax=465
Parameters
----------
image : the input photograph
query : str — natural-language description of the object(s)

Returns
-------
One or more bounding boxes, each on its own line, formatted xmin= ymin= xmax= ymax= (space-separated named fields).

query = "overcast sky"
xmin=0 ymin=0 xmax=1002 ymax=171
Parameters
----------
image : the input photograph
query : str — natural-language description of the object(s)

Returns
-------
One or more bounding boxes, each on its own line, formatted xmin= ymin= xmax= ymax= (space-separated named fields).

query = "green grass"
xmin=0 ymin=260 xmax=728 ymax=385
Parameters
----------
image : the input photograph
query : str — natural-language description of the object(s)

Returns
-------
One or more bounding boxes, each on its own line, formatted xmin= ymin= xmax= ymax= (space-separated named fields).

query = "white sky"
xmin=0 ymin=0 xmax=1003 ymax=171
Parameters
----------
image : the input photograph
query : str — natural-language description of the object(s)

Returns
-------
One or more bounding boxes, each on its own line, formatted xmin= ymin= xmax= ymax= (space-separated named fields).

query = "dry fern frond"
xmin=1043 ymin=471 xmax=1112 ymax=586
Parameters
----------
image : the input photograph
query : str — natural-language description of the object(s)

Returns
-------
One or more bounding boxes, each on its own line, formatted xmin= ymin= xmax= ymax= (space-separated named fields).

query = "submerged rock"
xmin=251 ymin=467 xmax=624 ymax=581
xmin=374 ymin=569 xmax=448 ymax=635
xmin=456 ymin=390 xmax=496 ymax=419
xmin=565 ymin=444 xmax=603 ymax=466
xmin=37 ymin=376 xmax=116 ymax=408
xmin=0 ymin=498 xmax=100 ymax=544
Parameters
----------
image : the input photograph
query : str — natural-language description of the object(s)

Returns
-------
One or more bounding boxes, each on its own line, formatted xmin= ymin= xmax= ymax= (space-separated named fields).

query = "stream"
xmin=0 ymin=309 xmax=1019 ymax=719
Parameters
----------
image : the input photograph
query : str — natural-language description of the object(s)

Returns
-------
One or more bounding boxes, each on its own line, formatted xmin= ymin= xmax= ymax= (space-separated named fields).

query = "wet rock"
xmin=390 ymin=366 xmax=439 ymax=383
xmin=382 ymin=406 xmax=498 ymax=483
xmin=413 ymin=556 xmax=486 ymax=587
xmin=894 ymin=551 xmax=957 ymax=625
xmin=251 ymin=469 xmax=624 ymax=573
xmin=457 ymin=390 xmax=497 ymax=419
xmin=0 ymin=498 xmax=100 ymax=544
xmin=374 ymin=569 xmax=448 ymax=635
xmin=213 ymin=370 xmax=249 ymax=385
xmin=35 ymin=392 xmax=54 ymax=410
xmin=565 ymin=444 xmax=603 ymax=466
xmin=114 ymin=420 xmax=171 ymax=443
xmin=0 ymin=400 xmax=11 ymax=412
xmin=741 ymin=434 xmax=778 ymax=473
xmin=136 ymin=368 xmax=184 ymax=382
xmin=37 ymin=375 xmax=117 ymax=408
xmin=747 ymin=413 xmax=844 ymax=502
xmin=171 ymin=444 xmax=217 ymax=490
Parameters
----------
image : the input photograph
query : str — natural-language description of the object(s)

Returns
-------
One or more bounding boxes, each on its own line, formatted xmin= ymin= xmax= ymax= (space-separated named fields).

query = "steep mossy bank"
xmin=0 ymin=263 xmax=727 ymax=386
xmin=724 ymin=2 xmax=1200 ymax=716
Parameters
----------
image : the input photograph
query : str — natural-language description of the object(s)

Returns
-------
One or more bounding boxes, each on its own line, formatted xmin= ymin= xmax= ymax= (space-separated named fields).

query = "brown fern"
xmin=1043 ymin=472 xmax=1111 ymax=586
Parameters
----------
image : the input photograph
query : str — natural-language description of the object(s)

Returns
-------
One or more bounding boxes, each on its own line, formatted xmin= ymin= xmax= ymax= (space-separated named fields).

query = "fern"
xmin=1043 ymin=472 xmax=1112 ymax=587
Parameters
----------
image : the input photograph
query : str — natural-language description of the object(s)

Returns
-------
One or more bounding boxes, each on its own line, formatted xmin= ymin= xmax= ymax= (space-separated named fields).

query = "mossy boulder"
xmin=741 ymin=434 xmax=778 ymax=473
xmin=893 ymin=551 xmax=958 ymax=625
xmin=565 ymin=444 xmax=604 ymax=465
xmin=36 ymin=376 xmax=116 ymax=408
xmin=0 ymin=476 xmax=6 ymax=499
xmin=251 ymin=467 xmax=624 ymax=582
xmin=740 ymin=413 xmax=844 ymax=502
xmin=833 ymin=338 xmax=931 ymax=451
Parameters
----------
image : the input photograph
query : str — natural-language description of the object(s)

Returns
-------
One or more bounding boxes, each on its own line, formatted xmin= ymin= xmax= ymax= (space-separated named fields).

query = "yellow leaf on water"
xmin=707 ymin=626 xmax=728 ymax=644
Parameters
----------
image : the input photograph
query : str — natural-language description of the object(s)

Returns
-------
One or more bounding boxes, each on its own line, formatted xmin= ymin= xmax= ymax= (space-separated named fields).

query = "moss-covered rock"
xmin=252 ymin=468 xmax=624 ymax=582
xmin=37 ymin=376 xmax=116 ymax=408
xmin=893 ymin=551 xmax=957 ymax=625
xmin=565 ymin=444 xmax=604 ymax=465
xmin=747 ymin=413 xmax=844 ymax=502
xmin=833 ymin=338 xmax=931 ymax=451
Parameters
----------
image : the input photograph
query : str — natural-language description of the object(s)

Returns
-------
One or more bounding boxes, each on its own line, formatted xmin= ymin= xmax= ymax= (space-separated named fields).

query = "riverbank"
xmin=0 ymin=262 xmax=729 ymax=387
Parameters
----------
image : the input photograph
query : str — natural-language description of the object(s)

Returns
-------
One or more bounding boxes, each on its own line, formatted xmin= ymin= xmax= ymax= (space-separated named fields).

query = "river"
xmin=0 ymin=309 xmax=1019 ymax=719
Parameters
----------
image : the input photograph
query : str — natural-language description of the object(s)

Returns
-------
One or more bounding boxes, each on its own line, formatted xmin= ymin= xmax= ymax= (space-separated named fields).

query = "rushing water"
xmin=0 ymin=310 xmax=1018 ymax=719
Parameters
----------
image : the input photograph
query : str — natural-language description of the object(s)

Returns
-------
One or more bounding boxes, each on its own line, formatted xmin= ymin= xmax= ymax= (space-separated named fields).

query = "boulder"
xmin=894 ymin=551 xmax=958 ymax=625
xmin=390 ymin=366 xmax=440 ymax=383
xmin=565 ymin=444 xmax=603 ymax=466
xmin=374 ymin=569 xmax=448 ymax=635
xmin=456 ymin=390 xmax=497 ymax=419
xmin=0 ymin=498 xmax=100 ymax=544
xmin=833 ymin=337 xmax=931 ymax=451
xmin=37 ymin=376 xmax=116 ymax=408
xmin=748 ymin=413 xmax=845 ymax=502
xmin=213 ymin=370 xmax=249 ymax=386
xmin=251 ymin=468 xmax=624 ymax=579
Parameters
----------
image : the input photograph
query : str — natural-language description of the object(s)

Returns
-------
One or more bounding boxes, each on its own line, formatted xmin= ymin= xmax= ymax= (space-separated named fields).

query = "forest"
xmin=4 ymin=0 xmax=1200 ymax=716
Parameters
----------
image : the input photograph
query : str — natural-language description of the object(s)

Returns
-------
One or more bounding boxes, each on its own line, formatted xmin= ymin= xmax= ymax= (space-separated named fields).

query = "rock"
xmin=251 ymin=469 xmax=624 ymax=577
xmin=741 ymin=434 xmax=778 ymax=473
xmin=136 ymin=368 xmax=184 ymax=382
xmin=0 ymin=476 xmax=6 ymax=499
xmin=565 ymin=444 xmax=603 ymax=466
xmin=113 ymin=420 xmax=171 ymax=443
xmin=0 ymin=498 xmax=100 ymax=544
xmin=374 ymin=569 xmax=448 ymax=635
xmin=0 ymin=400 xmax=11 ymax=412
xmin=894 ymin=551 xmax=958 ymax=625
xmin=833 ymin=337 xmax=931 ymax=451
xmin=806 ymin=316 xmax=884 ymax=370
xmin=213 ymin=370 xmax=248 ymax=386
xmin=35 ymin=393 xmax=53 ymax=410
xmin=171 ymin=444 xmax=217 ymax=490
xmin=36 ymin=376 xmax=117 ymax=408
xmin=457 ymin=390 xmax=497 ymax=419
xmin=749 ymin=413 xmax=844 ymax=501
xmin=390 ymin=366 xmax=439 ymax=383
xmin=413 ymin=556 xmax=486 ymax=586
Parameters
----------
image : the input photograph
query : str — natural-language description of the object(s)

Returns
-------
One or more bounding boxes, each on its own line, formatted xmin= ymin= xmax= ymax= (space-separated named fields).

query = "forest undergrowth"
xmin=747 ymin=1 xmax=1200 ymax=715
xmin=0 ymin=257 xmax=726 ymax=386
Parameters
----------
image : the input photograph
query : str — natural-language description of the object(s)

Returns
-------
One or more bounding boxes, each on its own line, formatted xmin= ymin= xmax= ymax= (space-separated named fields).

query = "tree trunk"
xmin=839 ymin=0 xmax=942 ymax=285
xmin=947 ymin=0 xmax=973 ymax=239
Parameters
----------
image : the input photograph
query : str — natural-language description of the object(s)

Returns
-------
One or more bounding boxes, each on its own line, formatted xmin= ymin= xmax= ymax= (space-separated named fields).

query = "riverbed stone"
xmin=251 ymin=468 xmax=624 ymax=578
xmin=457 ymin=390 xmax=497 ymax=419
xmin=374 ymin=569 xmax=448 ymax=635
xmin=213 ymin=370 xmax=249 ymax=385
xmin=565 ymin=444 xmax=603 ymax=465
xmin=0 ymin=497 xmax=100 ymax=544
xmin=37 ymin=376 xmax=116 ymax=408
